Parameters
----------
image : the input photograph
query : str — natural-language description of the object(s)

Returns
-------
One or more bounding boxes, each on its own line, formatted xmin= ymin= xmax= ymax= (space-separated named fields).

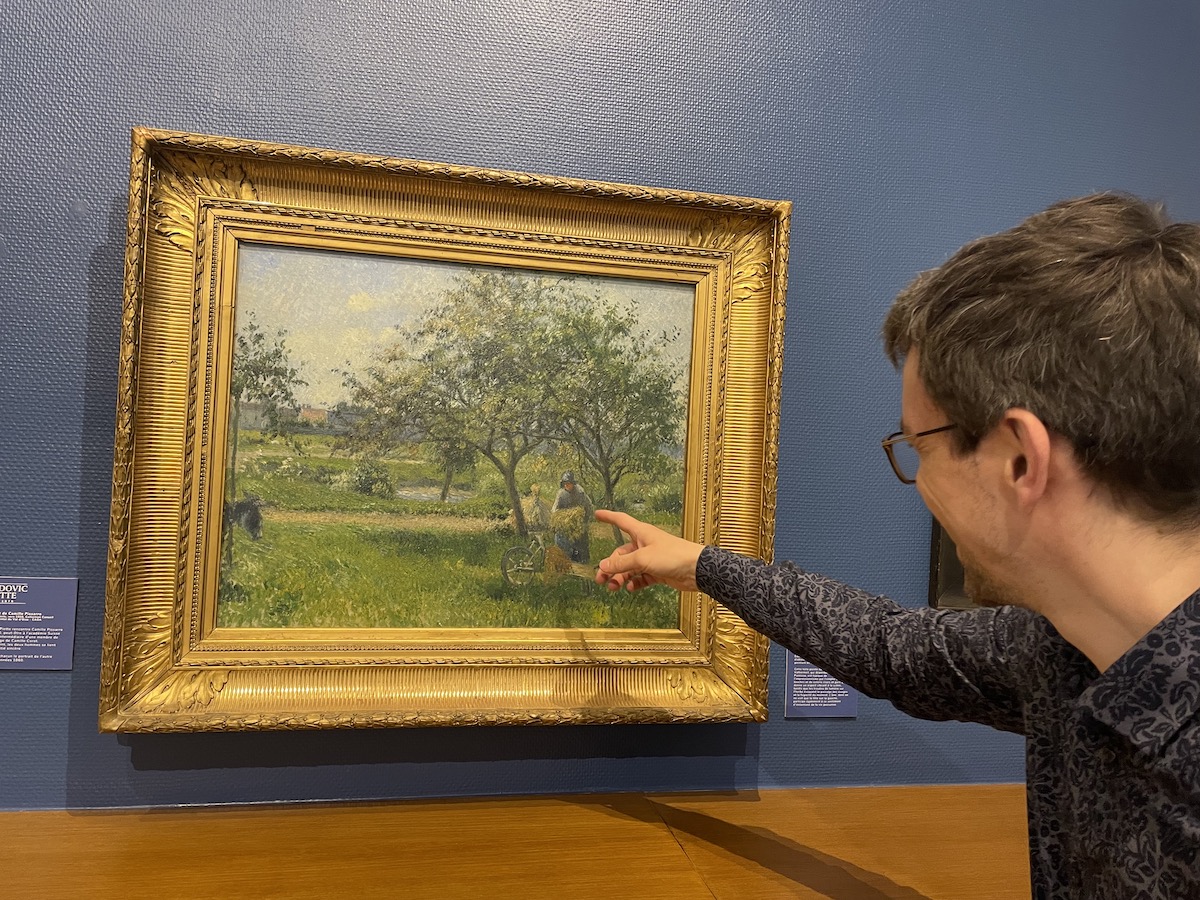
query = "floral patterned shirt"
xmin=696 ymin=546 xmax=1200 ymax=899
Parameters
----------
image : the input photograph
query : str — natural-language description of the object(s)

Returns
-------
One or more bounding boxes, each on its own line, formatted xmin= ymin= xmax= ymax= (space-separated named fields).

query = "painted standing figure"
xmin=550 ymin=471 xmax=593 ymax=563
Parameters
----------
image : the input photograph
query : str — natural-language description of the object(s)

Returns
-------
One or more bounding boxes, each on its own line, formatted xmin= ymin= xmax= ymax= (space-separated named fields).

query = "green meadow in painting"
xmin=216 ymin=245 xmax=694 ymax=630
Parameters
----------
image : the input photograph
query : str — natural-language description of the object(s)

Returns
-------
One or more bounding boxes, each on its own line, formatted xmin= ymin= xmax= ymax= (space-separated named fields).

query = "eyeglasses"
xmin=881 ymin=423 xmax=958 ymax=484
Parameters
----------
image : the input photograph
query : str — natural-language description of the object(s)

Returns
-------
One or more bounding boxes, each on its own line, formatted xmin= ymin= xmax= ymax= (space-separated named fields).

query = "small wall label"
xmin=784 ymin=651 xmax=857 ymax=718
xmin=0 ymin=577 xmax=79 ymax=670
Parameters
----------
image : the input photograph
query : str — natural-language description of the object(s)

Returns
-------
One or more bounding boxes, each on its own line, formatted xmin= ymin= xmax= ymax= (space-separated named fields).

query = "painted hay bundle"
xmin=551 ymin=505 xmax=586 ymax=540
xmin=544 ymin=544 xmax=573 ymax=576
xmin=521 ymin=496 xmax=550 ymax=530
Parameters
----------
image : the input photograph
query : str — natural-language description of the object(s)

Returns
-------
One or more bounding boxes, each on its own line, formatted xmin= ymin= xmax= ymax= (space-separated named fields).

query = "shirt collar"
xmin=1077 ymin=589 xmax=1200 ymax=753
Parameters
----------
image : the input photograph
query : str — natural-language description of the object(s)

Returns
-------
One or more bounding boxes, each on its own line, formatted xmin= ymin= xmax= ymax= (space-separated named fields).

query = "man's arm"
xmin=596 ymin=510 xmax=1035 ymax=734
xmin=697 ymin=546 xmax=1034 ymax=733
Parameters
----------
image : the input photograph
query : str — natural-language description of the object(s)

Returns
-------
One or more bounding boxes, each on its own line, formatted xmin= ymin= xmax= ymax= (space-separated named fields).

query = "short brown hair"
xmin=884 ymin=193 xmax=1200 ymax=527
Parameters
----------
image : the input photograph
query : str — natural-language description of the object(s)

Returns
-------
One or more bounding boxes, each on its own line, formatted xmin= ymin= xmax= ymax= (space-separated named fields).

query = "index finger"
xmin=594 ymin=509 xmax=642 ymax=538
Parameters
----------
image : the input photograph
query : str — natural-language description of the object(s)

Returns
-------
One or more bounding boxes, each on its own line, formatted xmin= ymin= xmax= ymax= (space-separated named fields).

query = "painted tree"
xmin=546 ymin=292 xmax=684 ymax=532
xmin=224 ymin=314 xmax=305 ymax=558
xmin=347 ymin=269 xmax=686 ymax=538
xmin=428 ymin=439 xmax=477 ymax=503
xmin=346 ymin=270 xmax=565 ymax=535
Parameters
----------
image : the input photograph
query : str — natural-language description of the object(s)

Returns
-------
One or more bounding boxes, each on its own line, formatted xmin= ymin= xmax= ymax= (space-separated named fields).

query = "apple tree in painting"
xmin=225 ymin=314 xmax=305 ymax=560
xmin=547 ymin=291 xmax=683 ymax=538
xmin=345 ymin=269 xmax=684 ymax=537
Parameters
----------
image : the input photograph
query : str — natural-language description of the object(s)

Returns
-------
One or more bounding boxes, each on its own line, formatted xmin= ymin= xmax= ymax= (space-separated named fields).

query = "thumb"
xmin=598 ymin=543 xmax=643 ymax=575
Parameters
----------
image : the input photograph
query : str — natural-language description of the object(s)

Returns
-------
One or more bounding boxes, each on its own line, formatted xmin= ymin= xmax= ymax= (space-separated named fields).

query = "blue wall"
xmin=3 ymin=0 xmax=1199 ymax=809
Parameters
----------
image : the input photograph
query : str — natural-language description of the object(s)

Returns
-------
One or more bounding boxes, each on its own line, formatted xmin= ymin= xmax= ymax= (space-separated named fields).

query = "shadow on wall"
xmin=120 ymin=722 xmax=754 ymax=772
xmin=65 ymin=195 xmax=129 ymax=805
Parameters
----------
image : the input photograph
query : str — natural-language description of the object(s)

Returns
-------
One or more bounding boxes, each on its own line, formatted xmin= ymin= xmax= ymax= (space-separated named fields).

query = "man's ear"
xmin=996 ymin=409 xmax=1052 ymax=506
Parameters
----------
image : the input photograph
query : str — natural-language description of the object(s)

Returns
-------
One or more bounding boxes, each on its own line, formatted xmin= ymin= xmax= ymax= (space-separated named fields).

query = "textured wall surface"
xmin=2 ymin=0 xmax=1198 ymax=809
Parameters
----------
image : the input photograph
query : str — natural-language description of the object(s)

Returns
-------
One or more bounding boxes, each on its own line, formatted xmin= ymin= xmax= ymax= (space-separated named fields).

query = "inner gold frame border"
xmin=99 ymin=128 xmax=791 ymax=731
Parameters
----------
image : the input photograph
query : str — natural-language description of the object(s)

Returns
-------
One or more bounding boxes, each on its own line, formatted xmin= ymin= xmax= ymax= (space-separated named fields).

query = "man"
xmin=551 ymin=471 xmax=593 ymax=563
xmin=595 ymin=194 xmax=1200 ymax=898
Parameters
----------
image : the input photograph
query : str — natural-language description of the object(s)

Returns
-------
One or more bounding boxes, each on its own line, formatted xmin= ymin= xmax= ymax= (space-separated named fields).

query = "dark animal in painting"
xmin=225 ymin=494 xmax=265 ymax=540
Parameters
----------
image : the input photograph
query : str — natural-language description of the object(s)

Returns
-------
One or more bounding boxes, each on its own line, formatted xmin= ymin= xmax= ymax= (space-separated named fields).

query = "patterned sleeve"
xmin=696 ymin=546 xmax=1036 ymax=735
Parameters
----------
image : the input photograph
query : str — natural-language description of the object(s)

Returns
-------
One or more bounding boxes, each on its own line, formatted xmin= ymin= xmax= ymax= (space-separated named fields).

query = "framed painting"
xmin=928 ymin=519 xmax=975 ymax=609
xmin=99 ymin=128 xmax=790 ymax=731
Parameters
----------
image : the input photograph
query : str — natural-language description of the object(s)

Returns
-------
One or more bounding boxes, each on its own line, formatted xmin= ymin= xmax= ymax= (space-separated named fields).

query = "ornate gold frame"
xmin=99 ymin=128 xmax=790 ymax=731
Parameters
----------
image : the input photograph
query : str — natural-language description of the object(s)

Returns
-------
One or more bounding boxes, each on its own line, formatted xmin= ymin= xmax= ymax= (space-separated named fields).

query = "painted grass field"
xmin=217 ymin=433 xmax=680 ymax=630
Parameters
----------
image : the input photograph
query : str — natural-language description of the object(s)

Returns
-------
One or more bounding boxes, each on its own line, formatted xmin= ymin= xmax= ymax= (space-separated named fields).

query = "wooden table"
xmin=3 ymin=785 xmax=1029 ymax=899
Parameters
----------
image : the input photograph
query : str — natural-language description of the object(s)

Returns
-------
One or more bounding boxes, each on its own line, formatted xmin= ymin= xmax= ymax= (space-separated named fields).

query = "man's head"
xmin=884 ymin=192 xmax=1200 ymax=531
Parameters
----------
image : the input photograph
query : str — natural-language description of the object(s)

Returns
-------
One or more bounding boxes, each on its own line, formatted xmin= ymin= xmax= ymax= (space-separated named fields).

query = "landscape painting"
xmin=216 ymin=244 xmax=694 ymax=631
xmin=103 ymin=131 xmax=787 ymax=729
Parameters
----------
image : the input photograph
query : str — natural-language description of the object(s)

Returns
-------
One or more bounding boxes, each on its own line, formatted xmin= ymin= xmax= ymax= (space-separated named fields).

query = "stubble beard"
xmin=959 ymin=550 xmax=1023 ymax=609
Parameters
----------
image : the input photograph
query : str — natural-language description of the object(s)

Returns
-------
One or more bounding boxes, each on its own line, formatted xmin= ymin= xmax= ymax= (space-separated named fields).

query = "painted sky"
xmin=234 ymin=244 xmax=696 ymax=409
